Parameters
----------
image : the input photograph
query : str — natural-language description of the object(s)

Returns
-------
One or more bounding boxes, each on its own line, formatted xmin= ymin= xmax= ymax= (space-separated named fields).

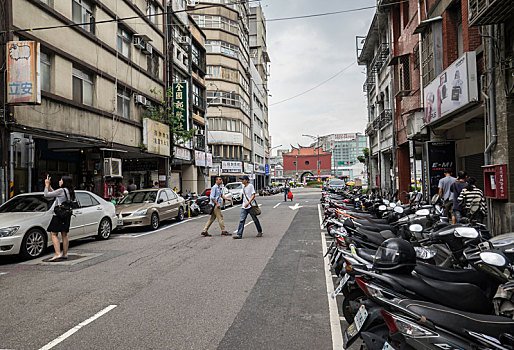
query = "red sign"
xmin=483 ymin=164 xmax=508 ymax=200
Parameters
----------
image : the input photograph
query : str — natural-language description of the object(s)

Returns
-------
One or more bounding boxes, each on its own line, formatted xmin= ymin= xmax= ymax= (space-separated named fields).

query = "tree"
xmin=146 ymin=87 xmax=195 ymax=145
xmin=357 ymin=148 xmax=369 ymax=163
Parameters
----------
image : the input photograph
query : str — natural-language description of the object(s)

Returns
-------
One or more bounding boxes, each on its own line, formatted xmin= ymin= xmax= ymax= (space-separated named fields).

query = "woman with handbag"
xmin=233 ymin=175 xmax=263 ymax=239
xmin=44 ymin=175 xmax=75 ymax=261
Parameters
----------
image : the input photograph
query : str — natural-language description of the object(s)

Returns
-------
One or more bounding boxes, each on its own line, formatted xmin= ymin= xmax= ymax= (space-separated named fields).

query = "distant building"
xmin=282 ymin=147 xmax=331 ymax=180
xmin=319 ymin=133 xmax=367 ymax=179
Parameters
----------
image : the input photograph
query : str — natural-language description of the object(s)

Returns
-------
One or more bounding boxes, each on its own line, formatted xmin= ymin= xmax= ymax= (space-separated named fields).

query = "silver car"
xmin=0 ymin=191 xmax=117 ymax=259
xmin=226 ymin=182 xmax=244 ymax=203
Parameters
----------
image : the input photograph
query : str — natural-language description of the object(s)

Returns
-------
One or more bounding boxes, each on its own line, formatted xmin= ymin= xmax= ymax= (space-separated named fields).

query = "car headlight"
xmin=0 ymin=226 xmax=20 ymax=237
xmin=132 ymin=209 xmax=148 ymax=216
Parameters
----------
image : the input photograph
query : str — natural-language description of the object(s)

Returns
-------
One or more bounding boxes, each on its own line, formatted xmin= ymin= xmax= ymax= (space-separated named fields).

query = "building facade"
xmin=282 ymin=147 xmax=331 ymax=180
xmin=320 ymin=133 xmax=367 ymax=180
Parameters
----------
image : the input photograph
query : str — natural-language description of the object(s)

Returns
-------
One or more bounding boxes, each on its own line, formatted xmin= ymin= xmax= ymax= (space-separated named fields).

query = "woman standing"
xmin=44 ymin=175 xmax=75 ymax=261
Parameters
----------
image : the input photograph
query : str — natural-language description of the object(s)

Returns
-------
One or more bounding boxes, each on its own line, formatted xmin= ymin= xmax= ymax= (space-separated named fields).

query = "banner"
xmin=174 ymin=146 xmax=191 ymax=161
xmin=425 ymin=141 xmax=456 ymax=197
xmin=222 ymin=161 xmax=242 ymax=173
xmin=7 ymin=41 xmax=41 ymax=104
xmin=172 ymin=82 xmax=188 ymax=131
xmin=194 ymin=150 xmax=213 ymax=167
xmin=143 ymin=118 xmax=170 ymax=156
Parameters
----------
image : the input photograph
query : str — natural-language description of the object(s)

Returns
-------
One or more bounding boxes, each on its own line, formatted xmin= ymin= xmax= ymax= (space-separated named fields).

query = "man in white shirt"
xmin=233 ymin=175 xmax=263 ymax=239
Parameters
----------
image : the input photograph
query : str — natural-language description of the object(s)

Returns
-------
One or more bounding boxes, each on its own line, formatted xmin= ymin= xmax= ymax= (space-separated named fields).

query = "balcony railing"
xmin=378 ymin=109 xmax=392 ymax=129
xmin=468 ymin=0 xmax=514 ymax=26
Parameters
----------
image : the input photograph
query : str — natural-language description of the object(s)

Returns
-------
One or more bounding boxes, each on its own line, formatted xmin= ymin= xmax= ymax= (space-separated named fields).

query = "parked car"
xmin=0 ymin=191 xmax=117 ymax=259
xmin=116 ymin=188 xmax=185 ymax=230
xmin=196 ymin=186 xmax=233 ymax=212
xmin=226 ymin=182 xmax=244 ymax=203
xmin=327 ymin=178 xmax=345 ymax=192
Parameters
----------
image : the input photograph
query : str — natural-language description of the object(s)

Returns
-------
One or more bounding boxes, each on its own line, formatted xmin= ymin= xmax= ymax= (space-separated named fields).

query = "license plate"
xmin=343 ymin=305 xmax=369 ymax=347
xmin=383 ymin=342 xmax=396 ymax=350
xmin=117 ymin=220 xmax=123 ymax=226
xmin=331 ymin=271 xmax=350 ymax=299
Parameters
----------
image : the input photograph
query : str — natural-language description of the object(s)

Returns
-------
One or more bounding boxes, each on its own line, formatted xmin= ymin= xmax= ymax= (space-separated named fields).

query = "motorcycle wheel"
xmin=342 ymin=288 xmax=367 ymax=322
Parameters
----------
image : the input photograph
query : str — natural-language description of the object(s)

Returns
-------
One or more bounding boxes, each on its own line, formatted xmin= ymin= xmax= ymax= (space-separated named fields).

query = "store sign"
xmin=174 ymin=146 xmax=191 ymax=161
xmin=7 ymin=41 xmax=41 ymax=104
xmin=194 ymin=151 xmax=213 ymax=167
xmin=222 ymin=161 xmax=242 ymax=173
xmin=425 ymin=141 xmax=456 ymax=197
xmin=255 ymin=164 xmax=265 ymax=173
xmin=424 ymin=52 xmax=478 ymax=124
xmin=244 ymin=163 xmax=254 ymax=173
xmin=143 ymin=118 xmax=170 ymax=156
xmin=172 ymin=82 xmax=188 ymax=131
xmin=265 ymin=164 xmax=270 ymax=175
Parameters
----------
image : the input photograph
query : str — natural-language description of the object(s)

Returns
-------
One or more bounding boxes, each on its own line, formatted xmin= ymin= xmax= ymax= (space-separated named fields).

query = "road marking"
xmin=273 ymin=203 xmax=281 ymax=209
xmin=0 ymin=272 xmax=7 ymax=276
xmin=39 ymin=305 xmax=117 ymax=350
xmin=318 ymin=204 xmax=344 ymax=350
xmin=289 ymin=203 xmax=303 ymax=211
xmin=232 ymin=221 xmax=253 ymax=233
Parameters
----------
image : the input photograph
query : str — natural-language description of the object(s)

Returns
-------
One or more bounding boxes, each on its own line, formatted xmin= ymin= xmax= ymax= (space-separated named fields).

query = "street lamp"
xmin=302 ymin=134 xmax=320 ymax=176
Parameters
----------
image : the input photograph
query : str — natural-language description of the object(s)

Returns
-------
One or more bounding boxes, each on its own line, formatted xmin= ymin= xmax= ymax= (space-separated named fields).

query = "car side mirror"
xmin=157 ymin=198 xmax=164 ymax=204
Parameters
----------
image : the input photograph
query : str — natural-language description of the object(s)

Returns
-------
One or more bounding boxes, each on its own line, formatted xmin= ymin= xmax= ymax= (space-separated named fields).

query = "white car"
xmin=0 ymin=191 xmax=117 ymax=259
xmin=226 ymin=182 xmax=244 ymax=203
xmin=221 ymin=187 xmax=234 ymax=209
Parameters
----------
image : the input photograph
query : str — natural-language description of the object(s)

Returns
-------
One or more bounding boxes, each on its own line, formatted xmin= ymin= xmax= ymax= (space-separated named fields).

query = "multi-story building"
xmin=282 ymin=147 xmax=331 ymax=180
xmin=1 ymin=0 xmax=167 ymax=201
xmin=190 ymin=1 xmax=253 ymax=185
xmin=320 ymin=133 xmax=367 ymax=180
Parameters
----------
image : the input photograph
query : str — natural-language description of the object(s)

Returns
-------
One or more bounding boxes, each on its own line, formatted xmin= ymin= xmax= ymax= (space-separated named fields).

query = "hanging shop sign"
xmin=194 ymin=151 xmax=213 ymax=167
xmin=244 ymin=163 xmax=254 ymax=174
xmin=143 ymin=118 xmax=170 ymax=156
xmin=172 ymin=82 xmax=189 ymax=131
xmin=424 ymin=52 xmax=478 ymax=124
xmin=255 ymin=164 xmax=266 ymax=173
xmin=7 ymin=41 xmax=41 ymax=104
xmin=265 ymin=164 xmax=270 ymax=175
xmin=174 ymin=146 xmax=191 ymax=161
xmin=222 ymin=161 xmax=242 ymax=173
xmin=425 ymin=141 xmax=456 ymax=197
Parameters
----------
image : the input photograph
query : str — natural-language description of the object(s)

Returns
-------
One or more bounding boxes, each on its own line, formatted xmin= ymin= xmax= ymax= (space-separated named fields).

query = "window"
xmin=72 ymin=0 xmax=94 ymax=34
xmin=147 ymin=54 xmax=159 ymax=78
xmin=76 ymin=193 xmax=99 ymax=207
xmin=117 ymin=87 xmax=131 ymax=119
xmin=165 ymin=189 xmax=177 ymax=199
xmin=117 ymin=27 xmax=131 ymax=58
xmin=193 ymin=83 xmax=205 ymax=109
xmin=147 ymin=1 xmax=157 ymax=24
xmin=40 ymin=0 xmax=50 ymax=5
xmin=40 ymin=52 xmax=51 ymax=92
xmin=72 ymin=67 xmax=93 ymax=106
xmin=158 ymin=191 xmax=168 ymax=202
xmin=305 ymin=161 xmax=310 ymax=165
xmin=421 ymin=26 xmax=434 ymax=87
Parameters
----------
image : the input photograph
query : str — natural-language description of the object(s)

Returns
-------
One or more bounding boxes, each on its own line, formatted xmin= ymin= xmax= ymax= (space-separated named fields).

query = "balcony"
xmin=468 ymin=0 xmax=514 ymax=26
xmin=365 ymin=122 xmax=376 ymax=136
xmin=378 ymin=109 xmax=392 ymax=129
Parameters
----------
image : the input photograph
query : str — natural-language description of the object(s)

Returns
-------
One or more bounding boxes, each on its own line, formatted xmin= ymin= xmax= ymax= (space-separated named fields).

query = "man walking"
xmin=450 ymin=170 xmax=468 ymax=224
xmin=284 ymin=181 xmax=291 ymax=202
xmin=438 ymin=169 xmax=455 ymax=219
xmin=201 ymin=177 xmax=232 ymax=237
xmin=233 ymin=175 xmax=262 ymax=239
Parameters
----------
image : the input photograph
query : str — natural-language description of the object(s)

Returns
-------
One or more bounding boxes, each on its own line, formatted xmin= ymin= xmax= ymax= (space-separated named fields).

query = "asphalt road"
xmin=0 ymin=188 xmax=351 ymax=350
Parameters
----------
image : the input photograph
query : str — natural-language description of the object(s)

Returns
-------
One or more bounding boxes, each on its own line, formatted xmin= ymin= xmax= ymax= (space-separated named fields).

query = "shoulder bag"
xmin=243 ymin=188 xmax=261 ymax=216
xmin=54 ymin=189 xmax=73 ymax=221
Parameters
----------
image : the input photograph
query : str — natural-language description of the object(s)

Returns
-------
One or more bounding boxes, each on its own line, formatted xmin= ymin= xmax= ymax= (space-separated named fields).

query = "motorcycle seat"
xmin=356 ymin=228 xmax=396 ymax=245
xmin=382 ymin=273 xmax=493 ymax=314
xmin=358 ymin=223 xmax=398 ymax=234
xmin=356 ymin=248 xmax=376 ymax=262
xmin=354 ymin=218 xmax=389 ymax=225
xmin=398 ymin=299 xmax=514 ymax=340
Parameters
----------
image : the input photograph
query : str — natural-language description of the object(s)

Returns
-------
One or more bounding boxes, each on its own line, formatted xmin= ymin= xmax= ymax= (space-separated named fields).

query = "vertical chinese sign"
xmin=7 ymin=41 xmax=41 ymax=104
xmin=172 ymin=82 xmax=188 ymax=131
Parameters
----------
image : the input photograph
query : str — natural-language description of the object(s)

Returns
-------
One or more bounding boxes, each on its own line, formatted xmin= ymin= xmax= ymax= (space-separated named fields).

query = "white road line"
xmin=273 ymin=203 xmax=281 ymax=209
xmin=39 ymin=305 xmax=117 ymax=350
xmin=232 ymin=221 xmax=253 ymax=233
xmin=0 ymin=272 xmax=8 ymax=276
xmin=318 ymin=204 xmax=344 ymax=350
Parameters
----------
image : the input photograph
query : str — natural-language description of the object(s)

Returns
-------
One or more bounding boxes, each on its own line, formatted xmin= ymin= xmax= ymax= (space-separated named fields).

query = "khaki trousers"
xmin=203 ymin=206 xmax=226 ymax=232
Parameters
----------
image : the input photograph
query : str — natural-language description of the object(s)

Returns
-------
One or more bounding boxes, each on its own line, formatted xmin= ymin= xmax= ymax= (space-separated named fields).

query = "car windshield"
xmin=0 ymin=195 xmax=54 ymax=213
xmin=330 ymin=180 xmax=345 ymax=185
xmin=226 ymin=183 xmax=242 ymax=190
xmin=119 ymin=191 xmax=157 ymax=204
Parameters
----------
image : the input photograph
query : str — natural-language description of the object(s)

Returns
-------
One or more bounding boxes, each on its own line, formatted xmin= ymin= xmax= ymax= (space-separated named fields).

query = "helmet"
xmin=373 ymin=238 xmax=416 ymax=274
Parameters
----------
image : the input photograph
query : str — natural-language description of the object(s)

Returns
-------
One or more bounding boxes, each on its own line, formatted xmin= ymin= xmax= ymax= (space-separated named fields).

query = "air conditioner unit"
xmin=145 ymin=99 xmax=152 ymax=108
xmin=143 ymin=43 xmax=153 ymax=55
xmin=133 ymin=37 xmax=145 ymax=50
xmin=104 ymin=158 xmax=122 ymax=177
xmin=135 ymin=94 xmax=147 ymax=105
xmin=187 ymin=0 xmax=199 ymax=6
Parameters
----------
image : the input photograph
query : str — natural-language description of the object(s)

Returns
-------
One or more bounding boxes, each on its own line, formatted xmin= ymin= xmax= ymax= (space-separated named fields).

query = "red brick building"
xmin=282 ymin=147 xmax=331 ymax=180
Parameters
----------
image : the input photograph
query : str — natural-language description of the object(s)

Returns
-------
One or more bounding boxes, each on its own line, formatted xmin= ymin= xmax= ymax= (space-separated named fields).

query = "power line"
xmin=269 ymin=61 xmax=356 ymax=106
xmin=266 ymin=0 xmax=409 ymax=22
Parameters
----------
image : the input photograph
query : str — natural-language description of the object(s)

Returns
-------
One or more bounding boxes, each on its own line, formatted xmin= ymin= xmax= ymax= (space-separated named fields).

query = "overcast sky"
xmin=259 ymin=0 xmax=377 ymax=154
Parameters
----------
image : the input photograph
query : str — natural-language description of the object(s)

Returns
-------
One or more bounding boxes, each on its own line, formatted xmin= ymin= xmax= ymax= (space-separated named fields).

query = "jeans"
xmin=284 ymin=188 xmax=289 ymax=201
xmin=453 ymin=209 xmax=463 ymax=223
xmin=237 ymin=207 xmax=262 ymax=237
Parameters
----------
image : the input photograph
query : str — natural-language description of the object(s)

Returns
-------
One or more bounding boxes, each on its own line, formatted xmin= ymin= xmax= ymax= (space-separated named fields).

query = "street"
xmin=0 ymin=188 xmax=351 ymax=350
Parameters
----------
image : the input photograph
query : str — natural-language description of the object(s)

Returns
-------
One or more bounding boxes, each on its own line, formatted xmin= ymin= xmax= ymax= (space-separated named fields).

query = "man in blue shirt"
xmin=201 ymin=177 xmax=232 ymax=237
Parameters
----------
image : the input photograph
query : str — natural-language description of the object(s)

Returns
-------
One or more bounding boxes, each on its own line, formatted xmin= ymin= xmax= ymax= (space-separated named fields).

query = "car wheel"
xmin=20 ymin=228 xmax=47 ymax=259
xmin=97 ymin=218 xmax=112 ymax=240
xmin=176 ymin=207 xmax=184 ymax=221
xmin=150 ymin=212 xmax=160 ymax=230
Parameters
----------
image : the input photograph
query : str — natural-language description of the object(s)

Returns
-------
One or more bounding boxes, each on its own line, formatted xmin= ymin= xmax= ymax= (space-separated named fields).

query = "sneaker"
xmin=221 ymin=231 xmax=232 ymax=236
xmin=201 ymin=232 xmax=212 ymax=237
xmin=232 ymin=235 xmax=242 ymax=239
xmin=256 ymin=232 xmax=263 ymax=237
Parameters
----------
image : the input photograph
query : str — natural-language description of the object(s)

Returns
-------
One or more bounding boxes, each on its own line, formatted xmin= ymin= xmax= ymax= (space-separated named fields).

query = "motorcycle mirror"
xmin=390 ymin=202 xmax=397 ymax=208
xmin=378 ymin=205 xmax=387 ymax=211
xmin=409 ymin=224 xmax=423 ymax=233
xmin=431 ymin=194 xmax=440 ymax=205
xmin=383 ymin=199 xmax=390 ymax=205
xmin=415 ymin=209 xmax=430 ymax=216
xmin=454 ymin=227 xmax=479 ymax=239
xmin=394 ymin=206 xmax=404 ymax=214
xmin=480 ymin=251 xmax=507 ymax=267
xmin=414 ymin=246 xmax=437 ymax=260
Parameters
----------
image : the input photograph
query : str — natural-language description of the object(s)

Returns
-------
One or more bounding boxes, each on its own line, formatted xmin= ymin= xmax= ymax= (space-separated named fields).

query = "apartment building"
xmin=1 ymin=0 xmax=167 ymax=201
xmin=320 ymin=133 xmax=367 ymax=181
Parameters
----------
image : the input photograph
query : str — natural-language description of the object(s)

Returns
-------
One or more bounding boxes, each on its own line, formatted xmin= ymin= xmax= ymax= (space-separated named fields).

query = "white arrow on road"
xmin=289 ymin=203 xmax=303 ymax=211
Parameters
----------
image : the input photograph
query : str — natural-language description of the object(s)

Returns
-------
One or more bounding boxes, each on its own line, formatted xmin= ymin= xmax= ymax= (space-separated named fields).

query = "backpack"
xmin=54 ymin=189 xmax=73 ymax=221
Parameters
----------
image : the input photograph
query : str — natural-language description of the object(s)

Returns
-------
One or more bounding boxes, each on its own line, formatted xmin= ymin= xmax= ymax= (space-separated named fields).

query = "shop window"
xmin=72 ymin=66 xmax=94 ymax=106
xmin=117 ymin=27 xmax=131 ymax=58
xmin=72 ymin=0 xmax=95 ymax=34
xmin=117 ymin=87 xmax=131 ymax=119
xmin=40 ymin=51 xmax=51 ymax=92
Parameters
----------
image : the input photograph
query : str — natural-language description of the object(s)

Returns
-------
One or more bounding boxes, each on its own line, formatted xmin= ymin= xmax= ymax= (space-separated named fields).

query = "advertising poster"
xmin=425 ymin=141 xmax=456 ymax=197
xmin=7 ymin=41 xmax=41 ymax=104
xmin=143 ymin=118 xmax=171 ymax=156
